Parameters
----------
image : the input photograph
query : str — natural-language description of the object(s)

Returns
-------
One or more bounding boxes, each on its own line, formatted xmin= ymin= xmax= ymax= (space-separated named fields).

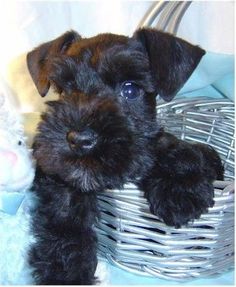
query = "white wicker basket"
xmin=95 ymin=97 xmax=234 ymax=281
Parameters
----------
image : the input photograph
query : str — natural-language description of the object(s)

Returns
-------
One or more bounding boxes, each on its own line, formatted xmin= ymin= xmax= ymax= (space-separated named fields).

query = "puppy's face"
xmin=27 ymin=29 xmax=205 ymax=191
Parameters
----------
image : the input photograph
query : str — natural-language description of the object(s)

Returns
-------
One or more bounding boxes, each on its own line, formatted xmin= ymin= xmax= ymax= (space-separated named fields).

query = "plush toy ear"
xmin=133 ymin=28 xmax=205 ymax=101
xmin=26 ymin=30 xmax=81 ymax=97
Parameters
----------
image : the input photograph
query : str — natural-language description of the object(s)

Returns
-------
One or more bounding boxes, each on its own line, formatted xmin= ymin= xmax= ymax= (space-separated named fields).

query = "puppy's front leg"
xmin=139 ymin=131 xmax=224 ymax=228
xmin=29 ymin=169 xmax=98 ymax=285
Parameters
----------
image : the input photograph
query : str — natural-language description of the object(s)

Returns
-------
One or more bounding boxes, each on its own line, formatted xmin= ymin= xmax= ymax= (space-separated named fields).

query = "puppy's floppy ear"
xmin=133 ymin=28 xmax=205 ymax=101
xmin=26 ymin=30 xmax=81 ymax=97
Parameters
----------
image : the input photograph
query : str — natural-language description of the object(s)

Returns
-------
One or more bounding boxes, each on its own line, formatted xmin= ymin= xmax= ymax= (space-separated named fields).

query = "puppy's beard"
xmin=68 ymin=167 xmax=102 ymax=191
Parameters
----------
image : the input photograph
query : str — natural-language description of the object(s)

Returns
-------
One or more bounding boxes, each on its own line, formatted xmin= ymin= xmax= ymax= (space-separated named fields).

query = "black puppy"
xmin=27 ymin=28 xmax=224 ymax=284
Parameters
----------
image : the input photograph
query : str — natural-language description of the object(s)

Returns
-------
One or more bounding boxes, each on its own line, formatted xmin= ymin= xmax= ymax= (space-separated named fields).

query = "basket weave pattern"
xmin=95 ymin=97 xmax=235 ymax=280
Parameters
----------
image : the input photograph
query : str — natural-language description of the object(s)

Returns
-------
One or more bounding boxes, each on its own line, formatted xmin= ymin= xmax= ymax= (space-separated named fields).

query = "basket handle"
xmin=137 ymin=1 xmax=192 ymax=35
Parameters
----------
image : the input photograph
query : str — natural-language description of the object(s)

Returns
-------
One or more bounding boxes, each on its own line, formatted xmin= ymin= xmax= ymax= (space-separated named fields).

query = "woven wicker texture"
xmin=95 ymin=97 xmax=234 ymax=280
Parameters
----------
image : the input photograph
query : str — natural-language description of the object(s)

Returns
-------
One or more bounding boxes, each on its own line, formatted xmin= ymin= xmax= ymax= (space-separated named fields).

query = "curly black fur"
xmin=27 ymin=28 xmax=224 ymax=285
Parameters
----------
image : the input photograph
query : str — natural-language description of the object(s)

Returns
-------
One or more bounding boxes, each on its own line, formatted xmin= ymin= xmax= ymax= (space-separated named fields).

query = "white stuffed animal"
xmin=0 ymin=79 xmax=35 ymax=284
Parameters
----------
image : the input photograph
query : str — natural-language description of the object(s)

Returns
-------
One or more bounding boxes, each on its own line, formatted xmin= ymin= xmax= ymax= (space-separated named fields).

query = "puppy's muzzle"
xmin=67 ymin=128 xmax=98 ymax=155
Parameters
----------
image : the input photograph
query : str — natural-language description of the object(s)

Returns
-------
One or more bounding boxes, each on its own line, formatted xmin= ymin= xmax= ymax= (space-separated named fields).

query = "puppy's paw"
xmin=147 ymin=179 xmax=215 ymax=228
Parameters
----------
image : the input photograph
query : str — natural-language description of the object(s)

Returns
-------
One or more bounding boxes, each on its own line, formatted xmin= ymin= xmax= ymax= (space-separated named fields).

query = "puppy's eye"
xmin=120 ymin=82 xmax=143 ymax=100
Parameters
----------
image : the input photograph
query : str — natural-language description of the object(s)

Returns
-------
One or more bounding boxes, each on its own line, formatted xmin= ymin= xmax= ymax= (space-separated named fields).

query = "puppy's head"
xmin=28 ymin=29 xmax=205 ymax=191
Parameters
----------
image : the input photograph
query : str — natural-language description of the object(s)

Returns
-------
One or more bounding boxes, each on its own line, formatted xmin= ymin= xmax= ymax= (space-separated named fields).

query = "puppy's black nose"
xmin=67 ymin=129 xmax=98 ymax=154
